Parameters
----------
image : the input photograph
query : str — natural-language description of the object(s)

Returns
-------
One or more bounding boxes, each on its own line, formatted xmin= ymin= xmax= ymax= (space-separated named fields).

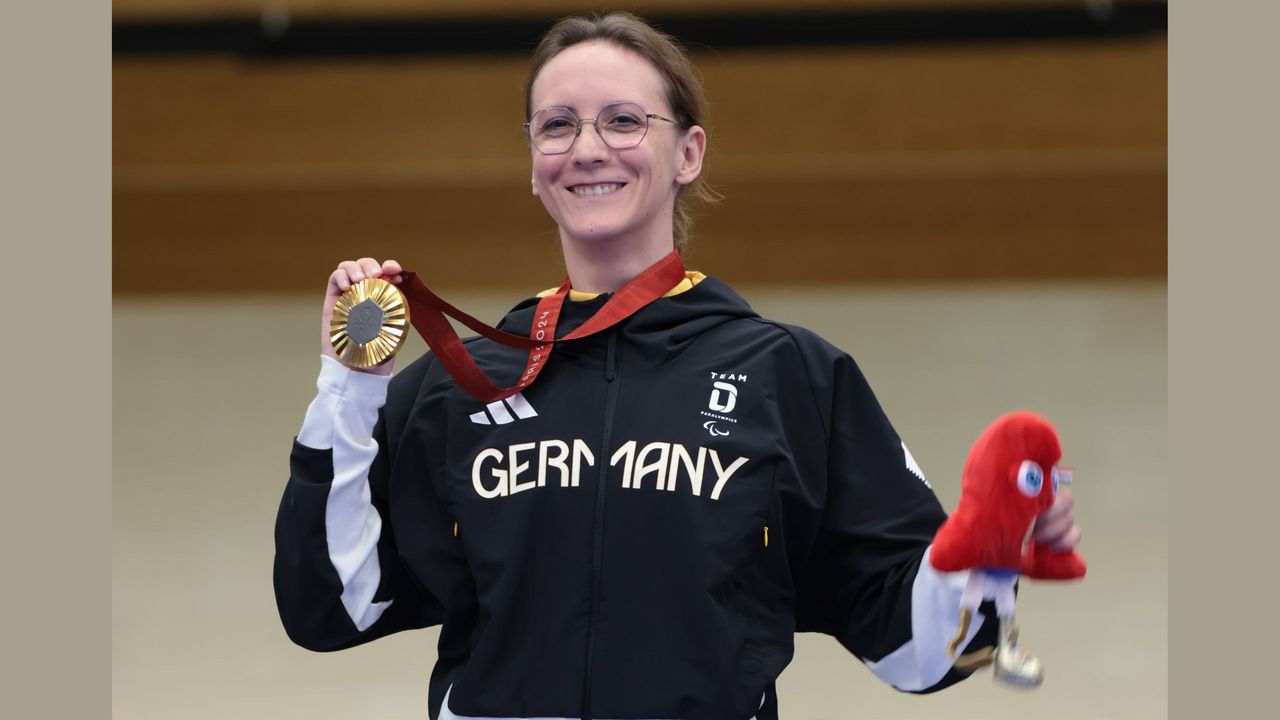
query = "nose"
xmin=570 ymin=119 xmax=610 ymax=164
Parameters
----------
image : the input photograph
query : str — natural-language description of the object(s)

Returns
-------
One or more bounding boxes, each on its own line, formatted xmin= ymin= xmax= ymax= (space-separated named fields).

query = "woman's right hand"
xmin=321 ymin=257 xmax=404 ymax=375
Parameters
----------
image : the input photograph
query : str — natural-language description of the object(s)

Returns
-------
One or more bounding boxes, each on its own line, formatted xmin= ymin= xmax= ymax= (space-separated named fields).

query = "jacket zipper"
xmin=582 ymin=328 xmax=620 ymax=720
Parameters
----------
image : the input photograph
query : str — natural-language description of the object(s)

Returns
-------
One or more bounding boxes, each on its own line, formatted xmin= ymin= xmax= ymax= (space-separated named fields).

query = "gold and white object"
xmin=948 ymin=607 xmax=974 ymax=658
xmin=993 ymin=614 xmax=1044 ymax=688
xmin=329 ymin=278 xmax=410 ymax=369
xmin=948 ymin=571 xmax=1044 ymax=688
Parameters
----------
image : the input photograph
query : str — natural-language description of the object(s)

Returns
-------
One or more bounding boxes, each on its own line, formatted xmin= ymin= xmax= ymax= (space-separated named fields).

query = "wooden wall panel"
xmin=115 ymin=41 xmax=1165 ymax=176
xmin=113 ymin=170 xmax=1163 ymax=294
xmin=113 ymin=39 xmax=1166 ymax=293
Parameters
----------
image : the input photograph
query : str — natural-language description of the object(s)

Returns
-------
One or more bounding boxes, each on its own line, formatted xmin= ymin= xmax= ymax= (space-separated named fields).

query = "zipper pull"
xmin=453 ymin=521 xmax=459 ymax=538
xmin=763 ymin=525 xmax=769 ymax=548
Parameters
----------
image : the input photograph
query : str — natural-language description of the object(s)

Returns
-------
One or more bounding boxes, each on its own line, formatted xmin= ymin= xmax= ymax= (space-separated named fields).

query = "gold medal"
xmin=329 ymin=277 xmax=410 ymax=369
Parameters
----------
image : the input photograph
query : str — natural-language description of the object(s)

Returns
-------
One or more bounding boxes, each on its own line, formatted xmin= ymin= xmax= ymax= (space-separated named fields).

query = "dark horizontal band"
xmin=113 ymin=2 xmax=1166 ymax=59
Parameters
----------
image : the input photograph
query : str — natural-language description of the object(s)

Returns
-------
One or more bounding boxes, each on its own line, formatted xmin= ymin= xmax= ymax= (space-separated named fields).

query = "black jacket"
xmin=275 ymin=276 xmax=996 ymax=720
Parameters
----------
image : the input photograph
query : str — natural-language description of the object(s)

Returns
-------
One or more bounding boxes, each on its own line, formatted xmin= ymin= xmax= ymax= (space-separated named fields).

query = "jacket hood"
xmin=493 ymin=275 xmax=761 ymax=370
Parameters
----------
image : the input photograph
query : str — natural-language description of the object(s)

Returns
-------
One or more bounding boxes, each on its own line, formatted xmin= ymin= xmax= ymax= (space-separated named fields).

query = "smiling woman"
xmin=523 ymin=13 xmax=719 ymax=261
xmin=527 ymin=37 xmax=706 ymax=293
xmin=271 ymin=10 xmax=1085 ymax=720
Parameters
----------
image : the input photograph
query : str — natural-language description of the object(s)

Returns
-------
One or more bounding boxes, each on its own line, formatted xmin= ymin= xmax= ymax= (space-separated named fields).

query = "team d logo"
xmin=708 ymin=381 xmax=738 ymax=413
xmin=701 ymin=372 xmax=746 ymax=437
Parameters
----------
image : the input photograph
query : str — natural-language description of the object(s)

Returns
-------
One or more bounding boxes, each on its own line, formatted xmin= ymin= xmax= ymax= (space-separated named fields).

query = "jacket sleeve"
xmin=791 ymin=340 xmax=1001 ymax=693
xmin=273 ymin=354 xmax=444 ymax=651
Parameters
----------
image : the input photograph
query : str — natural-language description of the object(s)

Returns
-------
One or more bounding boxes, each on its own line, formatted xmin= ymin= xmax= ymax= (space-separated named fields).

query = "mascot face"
xmin=1014 ymin=461 xmax=1072 ymax=504
xmin=963 ymin=412 xmax=1063 ymax=569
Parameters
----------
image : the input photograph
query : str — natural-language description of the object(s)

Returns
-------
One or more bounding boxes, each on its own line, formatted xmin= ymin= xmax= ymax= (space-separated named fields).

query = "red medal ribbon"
xmin=397 ymin=250 xmax=686 ymax=403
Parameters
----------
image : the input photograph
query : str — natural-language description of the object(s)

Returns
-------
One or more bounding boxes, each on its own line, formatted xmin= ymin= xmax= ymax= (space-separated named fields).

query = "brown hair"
xmin=525 ymin=11 xmax=719 ymax=253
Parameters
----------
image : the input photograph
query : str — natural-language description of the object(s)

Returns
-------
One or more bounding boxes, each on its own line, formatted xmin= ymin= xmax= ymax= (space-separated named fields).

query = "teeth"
xmin=572 ymin=183 xmax=622 ymax=196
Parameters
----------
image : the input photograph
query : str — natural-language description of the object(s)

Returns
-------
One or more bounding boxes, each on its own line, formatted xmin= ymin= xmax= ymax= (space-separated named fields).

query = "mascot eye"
xmin=1050 ymin=466 xmax=1072 ymax=496
xmin=1016 ymin=460 xmax=1044 ymax=497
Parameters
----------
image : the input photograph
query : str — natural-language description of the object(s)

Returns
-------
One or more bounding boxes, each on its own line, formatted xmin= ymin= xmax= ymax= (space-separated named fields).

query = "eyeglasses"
xmin=523 ymin=101 xmax=677 ymax=155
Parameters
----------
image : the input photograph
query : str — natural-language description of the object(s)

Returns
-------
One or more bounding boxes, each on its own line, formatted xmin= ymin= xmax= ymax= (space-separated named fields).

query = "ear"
xmin=531 ymin=175 xmax=539 ymax=197
xmin=673 ymin=125 xmax=707 ymax=186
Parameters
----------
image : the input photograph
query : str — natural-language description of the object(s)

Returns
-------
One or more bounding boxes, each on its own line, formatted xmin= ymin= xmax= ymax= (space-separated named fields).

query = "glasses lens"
xmin=530 ymin=108 xmax=578 ymax=154
xmin=599 ymin=102 xmax=648 ymax=149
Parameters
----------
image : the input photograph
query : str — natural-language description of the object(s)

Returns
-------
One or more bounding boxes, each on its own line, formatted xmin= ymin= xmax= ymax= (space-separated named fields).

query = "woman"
xmin=274 ymin=12 xmax=1082 ymax=720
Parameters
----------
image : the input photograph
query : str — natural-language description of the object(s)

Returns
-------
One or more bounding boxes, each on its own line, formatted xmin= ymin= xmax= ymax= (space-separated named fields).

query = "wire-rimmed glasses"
xmin=523 ymin=101 xmax=676 ymax=155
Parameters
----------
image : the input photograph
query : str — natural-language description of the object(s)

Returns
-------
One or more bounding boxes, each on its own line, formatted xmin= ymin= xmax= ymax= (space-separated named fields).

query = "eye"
xmin=602 ymin=107 xmax=645 ymax=132
xmin=540 ymin=118 xmax=574 ymax=135
xmin=1016 ymin=460 xmax=1044 ymax=497
xmin=534 ymin=111 xmax=577 ymax=137
xmin=1050 ymin=467 xmax=1072 ymax=496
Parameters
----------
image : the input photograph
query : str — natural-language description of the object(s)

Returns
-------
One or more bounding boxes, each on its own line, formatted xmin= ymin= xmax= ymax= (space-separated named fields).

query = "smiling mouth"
xmin=569 ymin=183 xmax=625 ymax=197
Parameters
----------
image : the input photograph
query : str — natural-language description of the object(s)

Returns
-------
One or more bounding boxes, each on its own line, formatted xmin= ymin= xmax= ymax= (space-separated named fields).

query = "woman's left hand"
xmin=1032 ymin=489 xmax=1083 ymax=552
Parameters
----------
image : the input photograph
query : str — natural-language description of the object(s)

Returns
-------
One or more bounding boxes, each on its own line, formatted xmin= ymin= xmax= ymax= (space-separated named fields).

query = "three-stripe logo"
xmin=469 ymin=392 xmax=539 ymax=425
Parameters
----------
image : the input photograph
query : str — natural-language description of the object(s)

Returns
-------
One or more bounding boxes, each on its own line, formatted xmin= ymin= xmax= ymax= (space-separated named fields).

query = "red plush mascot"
xmin=930 ymin=411 xmax=1086 ymax=687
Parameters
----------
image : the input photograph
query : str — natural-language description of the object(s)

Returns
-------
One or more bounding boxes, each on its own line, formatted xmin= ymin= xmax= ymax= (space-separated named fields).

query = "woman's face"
xmin=528 ymin=41 xmax=705 ymax=249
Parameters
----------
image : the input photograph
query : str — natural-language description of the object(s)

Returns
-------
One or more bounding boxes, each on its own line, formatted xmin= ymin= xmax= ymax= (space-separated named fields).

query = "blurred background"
xmin=112 ymin=1 xmax=1166 ymax=718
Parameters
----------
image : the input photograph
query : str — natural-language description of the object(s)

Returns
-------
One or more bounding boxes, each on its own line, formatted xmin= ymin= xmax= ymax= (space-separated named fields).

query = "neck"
xmin=561 ymin=233 xmax=677 ymax=294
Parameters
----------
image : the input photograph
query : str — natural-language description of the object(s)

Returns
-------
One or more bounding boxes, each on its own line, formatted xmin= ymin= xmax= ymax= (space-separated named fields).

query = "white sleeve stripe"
xmin=863 ymin=546 xmax=985 ymax=691
xmin=298 ymin=388 xmax=342 ymax=450
xmin=300 ymin=355 xmax=395 ymax=631
xmin=298 ymin=355 xmax=392 ymax=449
xmin=328 ymin=437 xmax=391 ymax=631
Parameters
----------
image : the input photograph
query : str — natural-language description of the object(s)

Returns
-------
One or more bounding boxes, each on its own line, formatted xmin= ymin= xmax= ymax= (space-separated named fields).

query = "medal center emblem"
xmin=346 ymin=299 xmax=385 ymax=345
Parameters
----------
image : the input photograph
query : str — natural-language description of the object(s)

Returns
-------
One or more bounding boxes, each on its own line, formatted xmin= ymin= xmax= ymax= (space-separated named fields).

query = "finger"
xmin=382 ymin=259 xmax=404 ymax=284
xmin=1039 ymin=489 xmax=1075 ymax=523
xmin=329 ymin=268 xmax=352 ymax=293
xmin=1034 ymin=486 xmax=1075 ymax=527
xmin=337 ymin=259 xmax=367 ymax=284
xmin=1050 ymin=487 xmax=1075 ymax=512
xmin=1034 ymin=514 xmax=1075 ymax=543
xmin=1033 ymin=492 xmax=1075 ymax=540
xmin=357 ymin=257 xmax=383 ymax=278
xmin=1045 ymin=525 xmax=1083 ymax=552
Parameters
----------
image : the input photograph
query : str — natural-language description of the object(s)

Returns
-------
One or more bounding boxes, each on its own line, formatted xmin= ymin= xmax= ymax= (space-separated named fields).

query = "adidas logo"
xmin=469 ymin=392 xmax=539 ymax=425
